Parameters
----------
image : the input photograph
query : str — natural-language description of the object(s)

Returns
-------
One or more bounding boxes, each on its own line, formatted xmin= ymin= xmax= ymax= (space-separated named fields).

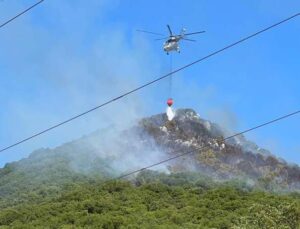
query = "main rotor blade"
xmin=182 ymin=38 xmax=196 ymax=42
xmin=167 ymin=24 xmax=173 ymax=36
xmin=155 ymin=37 xmax=169 ymax=41
xmin=185 ymin=31 xmax=206 ymax=36
xmin=136 ymin=29 xmax=164 ymax=36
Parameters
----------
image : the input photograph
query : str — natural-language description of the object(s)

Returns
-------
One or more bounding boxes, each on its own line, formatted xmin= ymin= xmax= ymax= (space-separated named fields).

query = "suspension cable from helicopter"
xmin=0 ymin=0 xmax=44 ymax=29
xmin=0 ymin=12 xmax=299 ymax=153
xmin=169 ymin=53 xmax=173 ymax=98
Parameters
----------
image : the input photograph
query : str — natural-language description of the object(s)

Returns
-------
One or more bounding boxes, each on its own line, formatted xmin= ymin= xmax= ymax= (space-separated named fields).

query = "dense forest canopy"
xmin=0 ymin=171 xmax=299 ymax=228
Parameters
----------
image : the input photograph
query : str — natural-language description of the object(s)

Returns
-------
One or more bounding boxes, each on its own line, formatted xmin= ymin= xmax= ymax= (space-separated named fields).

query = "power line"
xmin=116 ymin=109 xmax=300 ymax=180
xmin=1 ymin=13 xmax=299 ymax=153
xmin=0 ymin=0 xmax=44 ymax=29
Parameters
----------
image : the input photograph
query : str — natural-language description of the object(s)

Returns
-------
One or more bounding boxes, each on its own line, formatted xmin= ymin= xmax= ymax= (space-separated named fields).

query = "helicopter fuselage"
xmin=138 ymin=25 xmax=205 ymax=55
xmin=163 ymin=36 xmax=182 ymax=54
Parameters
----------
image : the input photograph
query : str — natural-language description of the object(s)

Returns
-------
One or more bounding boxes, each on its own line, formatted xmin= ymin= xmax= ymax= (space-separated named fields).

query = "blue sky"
xmin=0 ymin=0 xmax=299 ymax=166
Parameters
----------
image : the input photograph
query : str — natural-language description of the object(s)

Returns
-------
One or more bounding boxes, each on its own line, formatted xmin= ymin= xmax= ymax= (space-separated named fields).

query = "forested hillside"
xmin=1 ymin=109 xmax=300 ymax=228
xmin=0 ymin=171 xmax=299 ymax=228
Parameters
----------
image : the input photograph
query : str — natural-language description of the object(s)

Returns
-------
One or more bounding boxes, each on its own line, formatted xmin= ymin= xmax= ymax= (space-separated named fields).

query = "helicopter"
xmin=137 ymin=25 xmax=205 ymax=54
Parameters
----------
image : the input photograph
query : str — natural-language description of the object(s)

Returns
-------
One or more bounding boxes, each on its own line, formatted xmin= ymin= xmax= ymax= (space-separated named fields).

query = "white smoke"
xmin=68 ymin=124 xmax=169 ymax=176
xmin=166 ymin=106 xmax=175 ymax=121
xmin=0 ymin=0 xmax=163 ymax=166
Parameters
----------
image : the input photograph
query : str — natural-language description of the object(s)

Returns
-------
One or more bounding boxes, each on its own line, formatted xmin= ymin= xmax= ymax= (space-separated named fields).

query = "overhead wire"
xmin=115 ymin=109 xmax=300 ymax=180
xmin=0 ymin=12 xmax=299 ymax=153
xmin=0 ymin=0 xmax=44 ymax=29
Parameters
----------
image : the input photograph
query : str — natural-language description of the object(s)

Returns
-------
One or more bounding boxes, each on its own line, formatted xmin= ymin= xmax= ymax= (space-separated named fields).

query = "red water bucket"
xmin=167 ymin=98 xmax=173 ymax=106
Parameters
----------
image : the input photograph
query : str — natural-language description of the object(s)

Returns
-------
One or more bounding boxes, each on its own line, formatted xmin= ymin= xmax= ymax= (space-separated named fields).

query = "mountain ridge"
xmin=139 ymin=109 xmax=300 ymax=190
xmin=0 ymin=108 xmax=299 ymax=199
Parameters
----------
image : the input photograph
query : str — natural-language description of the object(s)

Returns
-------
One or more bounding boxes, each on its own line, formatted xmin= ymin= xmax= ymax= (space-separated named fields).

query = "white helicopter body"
xmin=137 ymin=25 xmax=205 ymax=54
